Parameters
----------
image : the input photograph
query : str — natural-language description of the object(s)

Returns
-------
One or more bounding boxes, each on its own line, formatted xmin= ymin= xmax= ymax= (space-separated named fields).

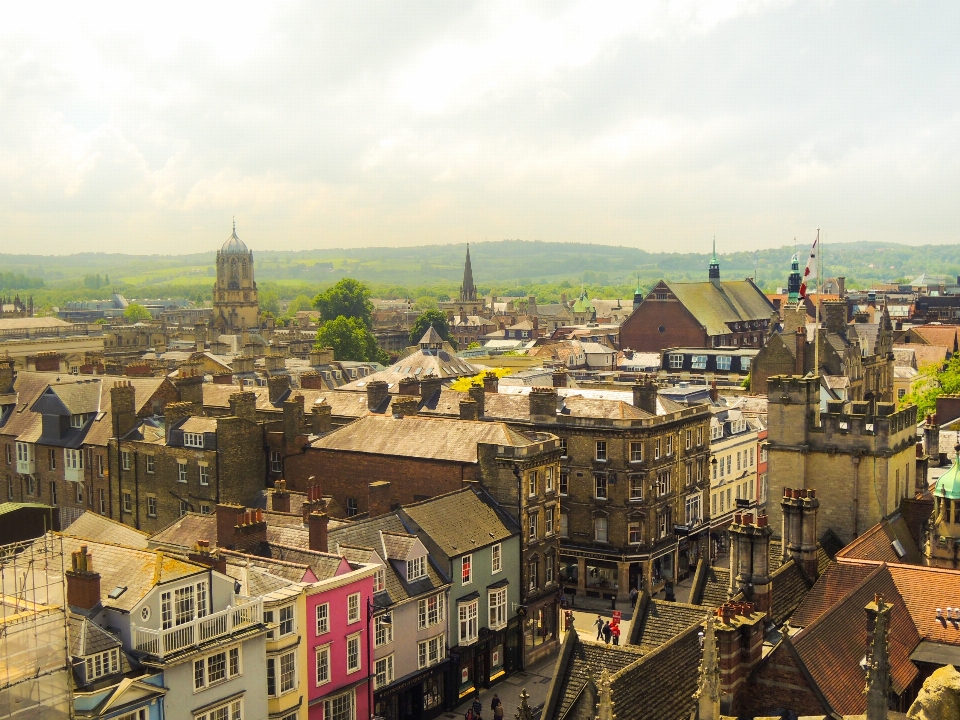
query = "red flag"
xmin=798 ymin=234 xmax=819 ymax=301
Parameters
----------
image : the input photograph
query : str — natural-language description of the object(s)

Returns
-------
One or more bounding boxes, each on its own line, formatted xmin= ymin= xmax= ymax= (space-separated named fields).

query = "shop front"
xmin=447 ymin=622 xmax=519 ymax=707
xmin=373 ymin=661 xmax=448 ymax=720
xmin=522 ymin=592 xmax=559 ymax=666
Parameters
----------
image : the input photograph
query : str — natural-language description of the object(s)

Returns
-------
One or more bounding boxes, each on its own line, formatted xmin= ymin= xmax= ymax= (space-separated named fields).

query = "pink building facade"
xmin=307 ymin=561 xmax=377 ymax=720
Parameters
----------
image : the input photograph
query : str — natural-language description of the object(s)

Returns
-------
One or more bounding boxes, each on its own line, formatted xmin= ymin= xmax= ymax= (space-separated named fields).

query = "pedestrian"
xmin=602 ymin=620 xmax=612 ymax=644
xmin=594 ymin=614 xmax=604 ymax=640
xmin=629 ymin=587 xmax=639 ymax=606
xmin=611 ymin=622 xmax=621 ymax=645
xmin=492 ymin=693 xmax=503 ymax=719
xmin=465 ymin=710 xmax=475 ymax=720
xmin=472 ymin=694 xmax=483 ymax=720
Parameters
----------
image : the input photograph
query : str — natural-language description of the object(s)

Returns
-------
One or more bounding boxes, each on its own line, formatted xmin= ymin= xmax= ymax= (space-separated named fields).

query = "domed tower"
xmin=213 ymin=221 xmax=259 ymax=332
xmin=925 ymin=444 xmax=960 ymax=569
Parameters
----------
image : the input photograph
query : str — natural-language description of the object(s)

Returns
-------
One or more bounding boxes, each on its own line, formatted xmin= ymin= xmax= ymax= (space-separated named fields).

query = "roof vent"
xmin=891 ymin=539 xmax=906 ymax=558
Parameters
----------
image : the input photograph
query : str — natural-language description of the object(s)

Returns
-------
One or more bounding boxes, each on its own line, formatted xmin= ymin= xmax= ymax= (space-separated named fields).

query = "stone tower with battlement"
xmin=765 ymin=374 xmax=917 ymax=545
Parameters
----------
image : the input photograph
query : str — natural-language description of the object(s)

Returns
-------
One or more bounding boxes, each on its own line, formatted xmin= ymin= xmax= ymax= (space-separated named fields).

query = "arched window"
xmin=242 ymin=261 xmax=248 ymax=279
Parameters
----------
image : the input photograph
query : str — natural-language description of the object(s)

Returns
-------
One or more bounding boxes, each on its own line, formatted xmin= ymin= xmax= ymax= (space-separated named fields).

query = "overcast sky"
xmin=2 ymin=1 xmax=958 ymax=255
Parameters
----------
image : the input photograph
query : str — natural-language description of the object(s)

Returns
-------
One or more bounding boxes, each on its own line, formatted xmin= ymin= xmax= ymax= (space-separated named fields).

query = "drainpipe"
xmin=851 ymin=454 xmax=861 ymax=539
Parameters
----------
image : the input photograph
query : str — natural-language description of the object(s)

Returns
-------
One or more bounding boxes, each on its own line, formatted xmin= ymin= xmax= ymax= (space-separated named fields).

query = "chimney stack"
xmin=459 ymin=398 xmax=480 ymax=421
xmin=110 ymin=381 xmax=138 ymax=438
xmin=924 ymin=414 xmax=942 ymax=466
xmin=310 ymin=402 xmax=333 ymax=434
xmin=709 ymin=380 xmax=719 ymax=404
xmin=795 ymin=327 xmax=806 ymax=375
xmin=552 ymin=368 xmax=568 ymax=388
xmin=780 ymin=488 xmax=820 ymax=581
xmin=66 ymin=545 xmax=101 ymax=611
xmin=308 ymin=512 xmax=329 ymax=552
xmin=368 ymin=481 xmax=392 ymax=517
xmin=0 ymin=359 xmax=15 ymax=394
xmin=267 ymin=374 xmax=291 ymax=403
xmin=302 ymin=483 xmax=326 ymax=524
xmin=728 ymin=514 xmax=773 ymax=618
xmin=272 ymin=479 xmax=291 ymax=513
xmin=366 ymin=380 xmax=389 ymax=411
xmin=482 ymin=371 xmax=499 ymax=394
xmin=176 ymin=371 xmax=204 ymax=404
xmin=398 ymin=377 xmax=421 ymax=397
xmin=419 ymin=374 xmax=442 ymax=402
xmin=392 ymin=396 xmax=419 ymax=418
xmin=228 ymin=391 xmax=257 ymax=422
xmin=188 ymin=539 xmax=227 ymax=575
xmin=467 ymin=383 xmax=485 ymax=418
xmin=714 ymin=601 xmax=765 ymax=715
xmin=632 ymin=379 xmax=657 ymax=415
xmin=529 ymin=386 xmax=558 ymax=422
xmin=282 ymin=394 xmax=305 ymax=444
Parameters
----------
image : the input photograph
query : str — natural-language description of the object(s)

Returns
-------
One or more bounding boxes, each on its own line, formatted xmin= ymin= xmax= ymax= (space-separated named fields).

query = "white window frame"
xmin=461 ymin=554 xmax=472 ymax=585
xmin=458 ymin=600 xmax=479 ymax=645
xmin=630 ymin=441 xmax=643 ymax=462
xmin=668 ymin=354 xmax=683 ymax=369
xmin=316 ymin=603 xmax=330 ymax=635
xmin=491 ymin=543 xmax=502 ymax=574
xmin=64 ymin=448 xmax=84 ymax=472
xmin=716 ymin=355 xmax=732 ymax=371
xmin=594 ymin=517 xmax=608 ymax=543
xmin=545 ymin=466 xmax=554 ymax=493
xmin=595 ymin=440 xmax=607 ymax=461
xmin=270 ymin=450 xmax=282 ymax=473
xmin=488 ymin=587 xmax=507 ymax=630
xmin=545 ymin=507 xmax=554 ymax=536
xmin=315 ymin=644 xmax=331 ymax=686
xmin=406 ymin=556 xmax=426 ymax=581
xmin=418 ymin=593 xmax=444 ymax=629
xmin=199 ymin=463 xmax=209 ymax=486
xmin=375 ymin=654 xmax=395 ymax=690
xmin=183 ymin=432 xmax=204 ymax=448
xmin=323 ymin=690 xmax=355 ymax=720
xmin=691 ymin=354 xmax=707 ymax=370
xmin=418 ymin=633 xmax=445 ymax=669
xmin=346 ymin=633 xmax=361 ymax=674
xmin=278 ymin=604 xmax=295 ymax=636
xmin=145 ymin=455 xmax=155 ymax=474
xmin=178 ymin=460 xmax=188 ymax=483
xmin=560 ymin=512 xmax=569 ymax=538
xmin=193 ymin=698 xmax=242 ymax=720
xmin=629 ymin=476 xmax=643 ymax=501
xmin=374 ymin=567 xmax=385 ymax=593
xmin=347 ymin=593 xmax=360 ymax=624
xmin=85 ymin=648 xmax=120 ymax=680
xmin=375 ymin=615 xmax=393 ymax=647
xmin=121 ymin=450 xmax=131 ymax=470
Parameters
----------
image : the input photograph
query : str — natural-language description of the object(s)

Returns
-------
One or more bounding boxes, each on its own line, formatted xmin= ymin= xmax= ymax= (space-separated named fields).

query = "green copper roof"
xmin=572 ymin=287 xmax=593 ymax=313
xmin=935 ymin=452 xmax=960 ymax=501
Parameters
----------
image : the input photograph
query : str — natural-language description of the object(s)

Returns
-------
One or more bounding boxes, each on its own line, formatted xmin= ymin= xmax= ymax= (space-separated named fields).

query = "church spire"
xmin=694 ymin=614 xmax=722 ymax=720
xmin=709 ymin=235 xmax=721 ymax=285
xmin=460 ymin=244 xmax=477 ymax=302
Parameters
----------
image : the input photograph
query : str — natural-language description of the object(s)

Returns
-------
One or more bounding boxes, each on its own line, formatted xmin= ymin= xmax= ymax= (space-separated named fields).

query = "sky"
xmin=2 ymin=1 xmax=958 ymax=255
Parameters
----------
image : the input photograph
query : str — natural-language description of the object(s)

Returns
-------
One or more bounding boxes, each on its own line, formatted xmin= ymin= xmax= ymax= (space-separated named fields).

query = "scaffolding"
xmin=0 ymin=533 xmax=72 ymax=720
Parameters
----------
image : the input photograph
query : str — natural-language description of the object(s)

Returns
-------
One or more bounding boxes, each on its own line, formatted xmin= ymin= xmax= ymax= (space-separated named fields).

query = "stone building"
xmin=411 ymin=376 xmax=712 ymax=599
xmin=923 ymin=446 xmax=960 ymax=569
xmin=107 ymin=385 xmax=265 ymax=533
xmin=765 ymin=374 xmax=917 ymax=546
xmin=439 ymin=246 xmax=485 ymax=319
xmin=213 ymin=222 xmax=259 ymax=332
xmin=619 ymin=254 xmax=777 ymax=353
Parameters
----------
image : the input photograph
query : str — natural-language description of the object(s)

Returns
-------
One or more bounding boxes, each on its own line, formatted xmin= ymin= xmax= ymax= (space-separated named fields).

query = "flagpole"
xmin=814 ymin=228 xmax=821 ymax=378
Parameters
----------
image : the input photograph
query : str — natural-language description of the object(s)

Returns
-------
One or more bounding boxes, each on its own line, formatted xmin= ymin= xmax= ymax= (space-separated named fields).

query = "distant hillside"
xmin=3 ymin=240 xmax=960 ymax=309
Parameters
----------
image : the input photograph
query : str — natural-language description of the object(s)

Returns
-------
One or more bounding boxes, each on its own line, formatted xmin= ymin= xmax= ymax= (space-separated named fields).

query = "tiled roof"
xmin=59 ymin=536 xmax=205 ymax=612
xmin=886 ymin=563 xmax=960 ymax=644
xmin=836 ymin=515 xmax=922 ymax=566
xmin=793 ymin=566 xmax=920 ymax=716
xmin=148 ymin=513 xmax=216 ymax=550
xmin=697 ymin=565 xmax=731 ymax=608
xmin=254 ymin=544 xmax=346 ymax=581
xmin=553 ymin=636 xmax=642 ymax=719
xmin=631 ymin=599 xmax=705 ymax=653
xmin=309 ymin=415 xmax=536 ymax=464
xmin=770 ymin=559 xmax=812 ymax=624
xmin=64 ymin=512 xmax=150 ymax=549
xmin=400 ymin=488 xmax=514 ymax=557
xmin=178 ymin=416 xmax=218 ymax=434
xmin=664 ymin=280 xmax=777 ymax=337
xmin=380 ymin=531 xmax=418 ymax=561
xmin=267 ymin=524 xmax=309 ymax=547
xmin=790 ymin=561 xmax=879 ymax=629
xmin=421 ymin=388 xmax=652 ymax=422
xmin=905 ymin=325 xmax=959 ymax=350
xmin=611 ymin=623 xmax=703 ymax=720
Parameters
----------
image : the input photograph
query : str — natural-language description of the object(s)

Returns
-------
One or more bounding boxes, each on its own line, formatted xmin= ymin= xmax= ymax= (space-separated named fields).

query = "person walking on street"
xmin=602 ymin=621 xmax=612 ymax=644
xmin=491 ymin=694 xmax=503 ymax=719
xmin=472 ymin=694 xmax=483 ymax=720
xmin=629 ymin=587 xmax=639 ymax=607
xmin=611 ymin=622 xmax=621 ymax=645
xmin=594 ymin=614 xmax=604 ymax=640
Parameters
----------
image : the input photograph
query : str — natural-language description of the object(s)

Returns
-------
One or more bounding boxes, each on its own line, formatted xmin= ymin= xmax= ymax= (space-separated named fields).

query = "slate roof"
xmin=69 ymin=613 xmax=121 ymax=657
xmin=697 ymin=565 xmax=731 ymax=608
xmin=420 ymin=388 xmax=653 ymax=422
xmin=64 ymin=512 xmax=150 ymax=549
xmin=631 ymin=599 xmax=706 ymax=653
xmin=553 ymin=637 xmax=642 ymax=719
xmin=770 ymin=558 xmax=812 ymax=624
xmin=400 ymin=488 xmax=515 ymax=556
xmin=309 ymin=415 xmax=537 ymax=464
xmin=178 ymin=416 xmax=218 ymax=434
xmin=664 ymin=280 xmax=777 ymax=337
xmin=252 ymin=544 xmax=346 ymax=581
xmin=148 ymin=513 xmax=216 ymax=550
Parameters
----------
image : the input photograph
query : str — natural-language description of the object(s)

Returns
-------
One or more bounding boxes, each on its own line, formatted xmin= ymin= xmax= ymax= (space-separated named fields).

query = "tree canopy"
xmin=409 ymin=310 xmax=454 ymax=347
xmin=900 ymin=356 xmax=960 ymax=417
xmin=123 ymin=303 xmax=152 ymax=322
xmin=315 ymin=316 xmax=387 ymax=364
xmin=314 ymin=278 xmax=374 ymax=328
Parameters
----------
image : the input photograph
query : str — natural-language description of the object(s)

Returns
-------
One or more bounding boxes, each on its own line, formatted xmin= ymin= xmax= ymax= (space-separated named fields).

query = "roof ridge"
xmin=793 ymin=563 xmax=888 ymax=644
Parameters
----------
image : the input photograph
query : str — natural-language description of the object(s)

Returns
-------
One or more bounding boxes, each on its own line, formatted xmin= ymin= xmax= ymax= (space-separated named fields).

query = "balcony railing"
xmin=132 ymin=596 xmax=261 ymax=660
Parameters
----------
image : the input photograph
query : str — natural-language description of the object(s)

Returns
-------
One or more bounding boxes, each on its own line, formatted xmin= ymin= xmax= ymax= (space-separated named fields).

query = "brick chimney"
xmin=552 ymin=368 xmax=568 ymax=388
xmin=482 ymin=372 xmax=499 ymax=394
xmin=299 ymin=371 xmax=324 ymax=389
xmin=714 ymin=602 xmax=766 ymax=715
xmin=265 ymin=353 xmax=285 ymax=373
xmin=392 ymin=396 xmax=419 ymax=418
xmin=228 ymin=391 xmax=257 ymax=422
xmin=188 ymin=539 xmax=227 ymax=575
xmin=459 ymin=398 xmax=480 ymax=421
xmin=0 ymin=359 xmax=14 ymax=394
xmin=310 ymin=347 xmax=334 ymax=366
xmin=398 ymin=377 xmax=421 ymax=397
xmin=213 ymin=372 xmax=234 ymax=385
xmin=176 ymin=367 xmax=203 ymax=406
xmin=66 ymin=545 xmax=101 ymax=611
xmin=529 ymin=386 xmax=558 ymax=422
xmin=231 ymin=508 xmax=267 ymax=552
xmin=311 ymin=402 xmax=332 ymax=433
xmin=419 ymin=375 xmax=442 ymax=402
xmin=366 ymin=380 xmax=389 ymax=411
xmin=267 ymin=374 xmax=291 ymax=403
xmin=467 ymin=383 xmax=485 ymax=418
xmin=215 ymin=503 xmax=244 ymax=549
xmin=709 ymin=380 xmax=719 ymax=404
xmin=308 ymin=512 xmax=329 ymax=552
xmin=283 ymin=394 xmax=305 ymax=444
xmin=110 ymin=381 xmax=138 ymax=438
xmin=368 ymin=481 xmax=392 ymax=517
xmin=302 ymin=483 xmax=326 ymax=524
xmin=728 ymin=514 xmax=773 ymax=618
xmin=632 ymin=379 xmax=657 ymax=415
xmin=837 ymin=276 xmax=846 ymax=297
xmin=272 ymin=479 xmax=291 ymax=513
xmin=780 ymin=488 xmax=820 ymax=581
xmin=822 ymin=300 xmax=847 ymax=337
xmin=795 ymin=327 xmax=806 ymax=375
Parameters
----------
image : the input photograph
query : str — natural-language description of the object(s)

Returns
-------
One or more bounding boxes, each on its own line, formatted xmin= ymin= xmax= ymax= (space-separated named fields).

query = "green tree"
xmin=414 ymin=295 xmax=438 ymax=312
xmin=314 ymin=278 xmax=374 ymax=328
xmin=900 ymin=356 xmax=960 ymax=416
xmin=285 ymin=294 xmax=315 ymax=316
xmin=409 ymin=310 xmax=454 ymax=347
xmin=315 ymin=316 xmax=387 ymax=363
xmin=260 ymin=289 xmax=281 ymax=315
xmin=123 ymin=303 xmax=152 ymax=323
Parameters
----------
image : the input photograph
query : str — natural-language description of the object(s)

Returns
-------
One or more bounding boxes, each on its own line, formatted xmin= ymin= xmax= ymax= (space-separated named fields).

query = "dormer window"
xmin=70 ymin=414 xmax=88 ymax=428
xmin=406 ymin=555 xmax=426 ymax=581
xmin=184 ymin=432 xmax=204 ymax=448
xmin=85 ymin=648 xmax=120 ymax=681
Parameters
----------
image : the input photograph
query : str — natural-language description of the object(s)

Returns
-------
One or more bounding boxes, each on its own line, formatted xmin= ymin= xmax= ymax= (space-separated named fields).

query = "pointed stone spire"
xmin=695 ymin=614 xmax=722 ymax=720
xmin=595 ymin=667 xmax=616 ymax=720
xmin=864 ymin=595 xmax=892 ymax=720
xmin=460 ymin=244 xmax=477 ymax=302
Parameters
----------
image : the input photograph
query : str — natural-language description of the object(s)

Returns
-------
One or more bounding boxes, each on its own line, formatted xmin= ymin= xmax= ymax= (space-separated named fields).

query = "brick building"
xmin=284 ymin=413 xmax=564 ymax=666
xmin=619 ymin=255 xmax=777 ymax=354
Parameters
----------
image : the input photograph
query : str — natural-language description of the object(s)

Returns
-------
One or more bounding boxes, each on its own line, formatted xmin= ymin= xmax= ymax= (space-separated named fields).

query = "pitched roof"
xmin=309 ymin=415 xmax=537 ymax=464
xmin=552 ymin=636 xmax=643 ymax=719
xmin=631 ymin=598 xmax=706 ymax=653
xmin=790 ymin=561 xmax=881 ymax=629
xmin=148 ymin=513 xmax=217 ymax=550
xmin=400 ymin=488 xmax=514 ymax=557
xmin=664 ymin=280 xmax=777 ymax=337
xmin=696 ymin=565 xmax=731 ymax=608
xmin=835 ymin=515 xmax=922 ymax=566
xmin=770 ymin=558 xmax=812 ymax=624
xmin=63 ymin=512 xmax=150 ymax=549
xmin=69 ymin=613 xmax=121 ymax=657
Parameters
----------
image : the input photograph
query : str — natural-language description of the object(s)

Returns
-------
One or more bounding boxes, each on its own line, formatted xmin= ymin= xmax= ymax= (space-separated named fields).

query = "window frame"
xmin=346 ymin=633 xmax=362 ymax=674
xmin=595 ymin=440 xmax=607 ymax=461
xmin=315 ymin=602 xmax=330 ymax=635
xmin=461 ymin=554 xmax=473 ymax=585
xmin=491 ymin=543 xmax=502 ymax=574
xmin=594 ymin=516 xmax=608 ymax=543
xmin=458 ymin=599 xmax=479 ymax=645
xmin=594 ymin=474 xmax=607 ymax=500
xmin=347 ymin=593 xmax=361 ymax=624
